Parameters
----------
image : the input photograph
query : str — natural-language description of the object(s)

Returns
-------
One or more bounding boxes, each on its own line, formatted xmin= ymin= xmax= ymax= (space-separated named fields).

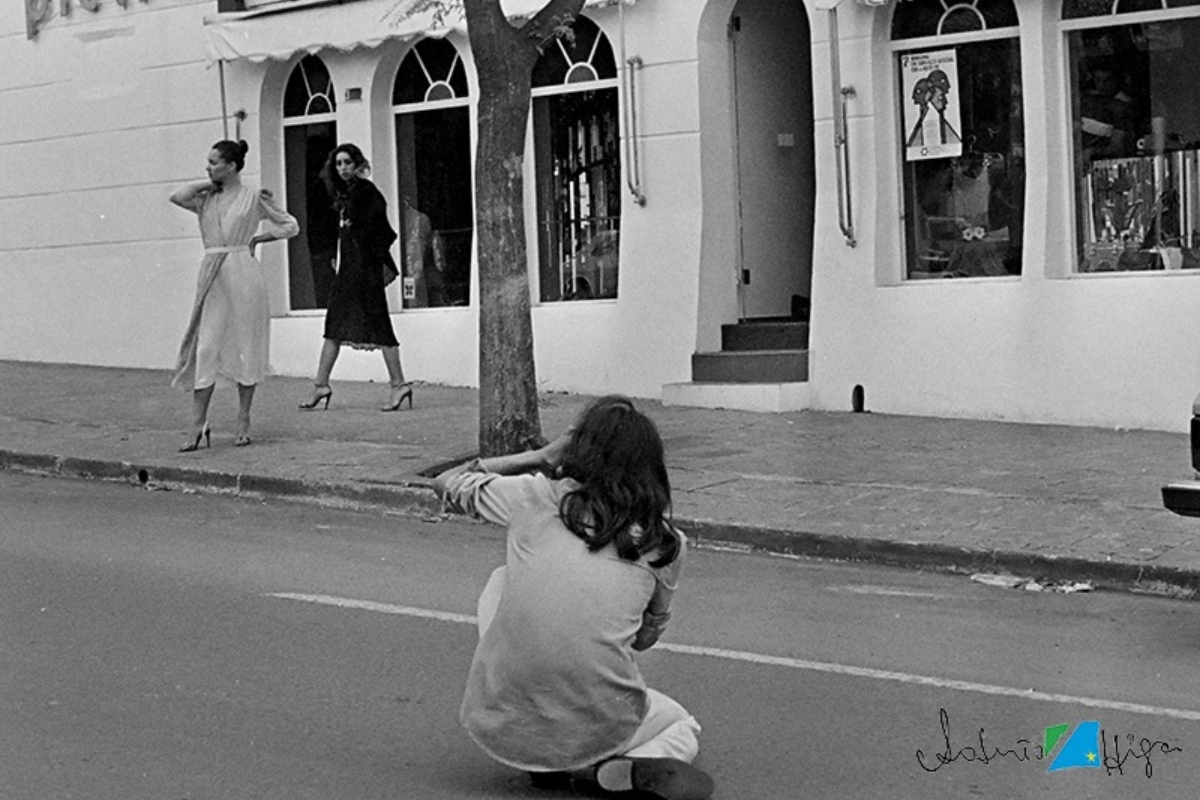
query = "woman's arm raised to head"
xmin=169 ymin=180 xmax=215 ymax=212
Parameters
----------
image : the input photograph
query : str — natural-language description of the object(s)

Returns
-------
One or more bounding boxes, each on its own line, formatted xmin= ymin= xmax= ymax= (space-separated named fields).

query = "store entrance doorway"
xmin=730 ymin=0 xmax=815 ymax=320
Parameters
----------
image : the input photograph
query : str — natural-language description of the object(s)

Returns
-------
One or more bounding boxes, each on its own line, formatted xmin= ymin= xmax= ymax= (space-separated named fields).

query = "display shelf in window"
xmin=1081 ymin=151 xmax=1200 ymax=271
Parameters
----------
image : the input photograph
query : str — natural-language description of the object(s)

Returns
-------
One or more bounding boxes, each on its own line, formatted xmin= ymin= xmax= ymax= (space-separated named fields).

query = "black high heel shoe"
xmin=299 ymin=384 xmax=332 ymax=410
xmin=381 ymin=382 xmax=413 ymax=412
xmin=179 ymin=425 xmax=211 ymax=453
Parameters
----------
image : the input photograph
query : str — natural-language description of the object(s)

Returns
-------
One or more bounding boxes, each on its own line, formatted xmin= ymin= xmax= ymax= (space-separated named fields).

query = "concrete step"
xmin=662 ymin=381 xmax=810 ymax=412
xmin=691 ymin=349 xmax=809 ymax=383
xmin=721 ymin=320 xmax=809 ymax=352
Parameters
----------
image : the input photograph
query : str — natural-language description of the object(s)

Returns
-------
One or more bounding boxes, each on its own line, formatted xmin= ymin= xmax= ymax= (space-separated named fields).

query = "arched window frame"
xmin=889 ymin=0 xmax=1026 ymax=280
xmin=891 ymin=0 xmax=1019 ymax=40
xmin=392 ymin=36 xmax=471 ymax=110
xmin=282 ymin=54 xmax=338 ymax=312
xmin=1063 ymin=0 xmax=1200 ymax=22
xmin=531 ymin=18 xmax=622 ymax=303
xmin=391 ymin=38 xmax=475 ymax=310
xmin=283 ymin=54 xmax=337 ymax=122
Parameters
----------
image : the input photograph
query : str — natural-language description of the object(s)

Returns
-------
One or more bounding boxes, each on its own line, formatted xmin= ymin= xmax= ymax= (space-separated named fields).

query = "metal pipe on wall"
xmin=219 ymin=60 xmax=230 ymax=140
xmin=619 ymin=0 xmax=646 ymax=205
xmin=829 ymin=7 xmax=857 ymax=247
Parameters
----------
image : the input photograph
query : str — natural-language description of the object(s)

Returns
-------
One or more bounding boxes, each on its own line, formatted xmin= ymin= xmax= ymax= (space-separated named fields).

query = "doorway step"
xmin=662 ymin=319 xmax=811 ymax=412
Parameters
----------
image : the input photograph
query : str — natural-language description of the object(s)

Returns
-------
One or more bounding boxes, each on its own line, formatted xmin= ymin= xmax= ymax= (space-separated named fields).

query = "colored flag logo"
xmin=1045 ymin=721 xmax=1101 ymax=772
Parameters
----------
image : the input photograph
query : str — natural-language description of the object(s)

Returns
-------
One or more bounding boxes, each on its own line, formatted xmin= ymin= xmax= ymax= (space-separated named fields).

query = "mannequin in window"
xmin=401 ymin=197 xmax=447 ymax=309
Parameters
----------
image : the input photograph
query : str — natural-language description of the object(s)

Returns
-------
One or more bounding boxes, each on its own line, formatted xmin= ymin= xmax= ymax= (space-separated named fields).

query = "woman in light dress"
xmin=169 ymin=139 xmax=299 ymax=451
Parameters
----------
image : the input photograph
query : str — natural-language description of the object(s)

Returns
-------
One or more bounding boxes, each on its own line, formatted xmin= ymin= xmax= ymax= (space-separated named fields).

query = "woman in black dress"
xmin=299 ymin=143 xmax=413 ymax=411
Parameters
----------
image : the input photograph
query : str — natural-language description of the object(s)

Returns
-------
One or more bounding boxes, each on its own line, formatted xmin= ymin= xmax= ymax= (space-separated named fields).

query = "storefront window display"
xmin=393 ymin=38 xmax=474 ymax=308
xmin=1066 ymin=1 xmax=1200 ymax=273
xmin=893 ymin=0 xmax=1025 ymax=280
xmin=532 ymin=16 xmax=621 ymax=302
xmin=283 ymin=55 xmax=338 ymax=310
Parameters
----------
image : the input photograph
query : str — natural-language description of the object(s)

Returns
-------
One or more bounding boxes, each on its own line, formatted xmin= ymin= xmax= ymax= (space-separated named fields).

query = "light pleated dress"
xmin=171 ymin=185 xmax=299 ymax=390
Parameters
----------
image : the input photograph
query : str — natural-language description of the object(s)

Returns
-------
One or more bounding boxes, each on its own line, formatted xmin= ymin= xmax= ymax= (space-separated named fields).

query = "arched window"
xmin=283 ymin=55 xmax=338 ymax=310
xmin=1064 ymin=0 xmax=1200 ymax=272
xmin=1064 ymin=0 xmax=1200 ymax=20
xmin=892 ymin=0 xmax=1017 ymax=39
xmin=393 ymin=38 xmax=473 ymax=308
xmin=892 ymin=0 xmax=1025 ymax=280
xmin=532 ymin=17 xmax=621 ymax=302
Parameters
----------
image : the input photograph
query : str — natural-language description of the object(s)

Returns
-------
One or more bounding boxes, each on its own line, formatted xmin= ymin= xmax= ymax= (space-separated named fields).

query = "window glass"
xmin=283 ymin=56 xmax=337 ymax=310
xmin=892 ymin=0 xmax=1017 ymax=41
xmin=897 ymin=37 xmax=1025 ymax=279
xmin=532 ymin=18 xmax=621 ymax=302
xmin=1064 ymin=0 xmax=1200 ymax=20
xmin=394 ymin=39 xmax=474 ymax=308
xmin=284 ymin=55 xmax=336 ymax=118
xmin=533 ymin=19 xmax=618 ymax=87
xmin=1068 ymin=11 xmax=1200 ymax=271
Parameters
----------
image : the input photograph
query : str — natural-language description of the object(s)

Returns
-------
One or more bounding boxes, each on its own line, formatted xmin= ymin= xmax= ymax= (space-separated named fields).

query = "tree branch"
xmin=526 ymin=0 xmax=587 ymax=54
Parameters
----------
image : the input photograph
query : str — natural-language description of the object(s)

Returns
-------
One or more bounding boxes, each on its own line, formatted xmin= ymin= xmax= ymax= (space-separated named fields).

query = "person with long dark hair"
xmin=434 ymin=396 xmax=714 ymax=800
xmin=169 ymin=139 xmax=298 ymax=450
xmin=298 ymin=143 xmax=413 ymax=412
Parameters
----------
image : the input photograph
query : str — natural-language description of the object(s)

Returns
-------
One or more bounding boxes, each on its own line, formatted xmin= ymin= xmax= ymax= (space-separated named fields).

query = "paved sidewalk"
xmin=2 ymin=360 xmax=1198 ymax=599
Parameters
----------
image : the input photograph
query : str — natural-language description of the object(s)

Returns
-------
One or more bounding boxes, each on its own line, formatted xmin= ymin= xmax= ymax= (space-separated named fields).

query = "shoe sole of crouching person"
xmin=595 ymin=757 xmax=715 ymax=800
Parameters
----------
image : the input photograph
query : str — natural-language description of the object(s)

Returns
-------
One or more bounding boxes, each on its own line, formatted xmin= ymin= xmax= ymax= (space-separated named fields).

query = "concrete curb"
xmin=0 ymin=448 xmax=444 ymax=518
xmin=683 ymin=520 xmax=1200 ymax=600
xmin=5 ymin=448 xmax=1197 ymax=601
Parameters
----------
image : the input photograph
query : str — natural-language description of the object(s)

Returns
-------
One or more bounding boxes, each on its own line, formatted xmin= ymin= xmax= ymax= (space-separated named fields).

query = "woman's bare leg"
xmin=235 ymin=383 xmax=255 ymax=445
xmin=381 ymin=346 xmax=412 ymax=411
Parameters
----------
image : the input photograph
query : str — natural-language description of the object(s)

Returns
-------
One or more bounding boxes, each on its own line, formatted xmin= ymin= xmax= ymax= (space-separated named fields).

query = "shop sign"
xmin=26 ymin=0 xmax=146 ymax=39
xmin=901 ymin=49 xmax=963 ymax=161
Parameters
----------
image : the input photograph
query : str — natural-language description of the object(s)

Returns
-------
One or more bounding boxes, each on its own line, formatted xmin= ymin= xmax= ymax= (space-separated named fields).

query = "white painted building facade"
xmin=5 ymin=0 xmax=1200 ymax=432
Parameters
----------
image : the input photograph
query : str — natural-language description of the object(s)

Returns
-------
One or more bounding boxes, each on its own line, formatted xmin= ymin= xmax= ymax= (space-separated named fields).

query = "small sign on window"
xmin=901 ymin=50 xmax=963 ymax=161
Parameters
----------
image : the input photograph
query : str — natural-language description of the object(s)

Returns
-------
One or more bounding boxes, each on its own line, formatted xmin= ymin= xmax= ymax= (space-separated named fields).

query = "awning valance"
xmin=203 ymin=0 xmax=626 ymax=64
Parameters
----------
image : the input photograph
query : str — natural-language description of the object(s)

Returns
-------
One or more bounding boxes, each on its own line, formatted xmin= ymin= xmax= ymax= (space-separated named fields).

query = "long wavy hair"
xmin=558 ymin=396 xmax=679 ymax=568
xmin=320 ymin=142 xmax=371 ymax=206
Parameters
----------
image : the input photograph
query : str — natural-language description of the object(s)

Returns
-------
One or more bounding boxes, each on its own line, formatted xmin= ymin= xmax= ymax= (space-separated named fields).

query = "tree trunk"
xmin=464 ymin=0 xmax=586 ymax=457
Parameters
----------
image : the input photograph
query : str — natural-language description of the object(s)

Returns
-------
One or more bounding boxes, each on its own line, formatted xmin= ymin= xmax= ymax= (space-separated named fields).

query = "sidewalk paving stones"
xmin=2 ymin=359 xmax=1200 ymax=599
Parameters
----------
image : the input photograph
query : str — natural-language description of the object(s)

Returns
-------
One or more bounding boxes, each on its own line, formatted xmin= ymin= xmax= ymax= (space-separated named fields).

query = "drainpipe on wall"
xmin=618 ymin=0 xmax=646 ymax=205
xmin=817 ymin=0 xmax=895 ymax=247
xmin=821 ymin=1 xmax=856 ymax=247
xmin=219 ymin=60 xmax=230 ymax=139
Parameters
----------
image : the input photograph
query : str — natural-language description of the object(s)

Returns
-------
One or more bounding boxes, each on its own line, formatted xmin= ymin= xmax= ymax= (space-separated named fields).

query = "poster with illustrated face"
xmin=900 ymin=49 xmax=963 ymax=161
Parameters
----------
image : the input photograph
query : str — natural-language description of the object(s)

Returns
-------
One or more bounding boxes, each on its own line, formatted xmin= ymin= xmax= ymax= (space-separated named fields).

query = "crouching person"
xmin=433 ymin=395 xmax=714 ymax=800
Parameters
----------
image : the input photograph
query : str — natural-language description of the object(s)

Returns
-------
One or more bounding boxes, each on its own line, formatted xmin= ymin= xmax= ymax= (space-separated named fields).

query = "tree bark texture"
xmin=464 ymin=0 xmax=587 ymax=457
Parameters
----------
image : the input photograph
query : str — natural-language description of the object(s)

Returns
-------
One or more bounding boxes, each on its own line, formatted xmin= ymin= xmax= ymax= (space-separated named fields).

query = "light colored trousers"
xmin=476 ymin=566 xmax=701 ymax=763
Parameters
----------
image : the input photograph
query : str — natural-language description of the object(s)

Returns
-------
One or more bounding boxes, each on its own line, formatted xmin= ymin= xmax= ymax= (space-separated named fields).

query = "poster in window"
xmin=900 ymin=50 xmax=963 ymax=161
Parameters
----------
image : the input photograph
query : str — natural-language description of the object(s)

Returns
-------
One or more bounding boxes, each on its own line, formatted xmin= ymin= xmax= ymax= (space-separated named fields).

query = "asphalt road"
xmin=3 ymin=470 xmax=1199 ymax=799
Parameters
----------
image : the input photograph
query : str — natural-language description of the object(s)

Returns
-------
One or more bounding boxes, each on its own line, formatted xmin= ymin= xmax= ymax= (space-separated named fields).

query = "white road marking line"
xmin=268 ymin=592 xmax=477 ymax=625
xmin=656 ymin=643 xmax=1200 ymax=722
xmin=266 ymin=592 xmax=1200 ymax=722
xmin=827 ymin=584 xmax=961 ymax=599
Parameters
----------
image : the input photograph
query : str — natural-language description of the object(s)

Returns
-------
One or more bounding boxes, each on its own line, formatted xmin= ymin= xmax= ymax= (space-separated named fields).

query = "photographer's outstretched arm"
xmin=432 ymin=428 xmax=572 ymax=503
